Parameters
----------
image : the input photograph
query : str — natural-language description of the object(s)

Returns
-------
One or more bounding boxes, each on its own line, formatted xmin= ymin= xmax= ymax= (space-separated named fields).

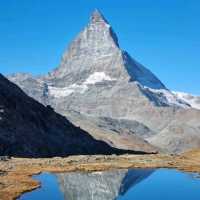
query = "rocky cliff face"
xmin=0 ymin=74 xmax=147 ymax=157
xmin=7 ymin=10 xmax=200 ymax=153
xmin=56 ymin=169 xmax=154 ymax=200
xmin=65 ymin=110 xmax=157 ymax=153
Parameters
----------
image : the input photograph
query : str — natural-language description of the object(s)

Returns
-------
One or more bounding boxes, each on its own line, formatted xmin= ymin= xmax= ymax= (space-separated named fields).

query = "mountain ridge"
xmin=0 ymin=73 xmax=152 ymax=157
xmin=7 ymin=10 xmax=200 ymax=153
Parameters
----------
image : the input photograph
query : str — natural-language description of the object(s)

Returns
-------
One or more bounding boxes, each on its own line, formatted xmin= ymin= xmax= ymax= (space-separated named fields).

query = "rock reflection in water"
xmin=56 ymin=169 xmax=154 ymax=200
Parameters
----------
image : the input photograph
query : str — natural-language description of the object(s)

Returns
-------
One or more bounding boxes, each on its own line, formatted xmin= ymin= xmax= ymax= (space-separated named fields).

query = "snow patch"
xmin=149 ymin=88 xmax=182 ymax=105
xmin=137 ymin=82 xmax=190 ymax=108
xmin=49 ymin=84 xmax=88 ymax=98
xmin=173 ymin=91 xmax=200 ymax=110
xmin=49 ymin=72 xmax=115 ymax=98
xmin=49 ymin=86 xmax=74 ymax=98
xmin=85 ymin=72 xmax=115 ymax=84
xmin=140 ymin=84 xmax=200 ymax=110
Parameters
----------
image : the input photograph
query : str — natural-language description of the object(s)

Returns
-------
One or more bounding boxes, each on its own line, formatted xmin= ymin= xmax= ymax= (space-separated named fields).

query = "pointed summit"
xmin=8 ymin=10 xmax=200 ymax=155
xmin=51 ymin=10 xmax=165 ymax=89
xmin=90 ymin=9 xmax=108 ymax=24
xmin=51 ymin=10 xmax=121 ymax=79
xmin=87 ymin=9 xmax=119 ymax=47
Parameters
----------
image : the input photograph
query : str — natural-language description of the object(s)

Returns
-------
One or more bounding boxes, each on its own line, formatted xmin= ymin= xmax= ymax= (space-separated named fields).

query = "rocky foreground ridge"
xmin=8 ymin=10 xmax=200 ymax=153
xmin=0 ymin=74 xmax=150 ymax=157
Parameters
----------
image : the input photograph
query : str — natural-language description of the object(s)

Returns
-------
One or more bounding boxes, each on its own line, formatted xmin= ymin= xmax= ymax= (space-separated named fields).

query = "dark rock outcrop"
xmin=0 ymin=74 xmax=148 ymax=157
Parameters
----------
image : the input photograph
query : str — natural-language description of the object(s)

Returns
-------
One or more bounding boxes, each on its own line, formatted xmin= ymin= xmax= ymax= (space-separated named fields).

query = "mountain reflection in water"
xmin=56 ymin=169 xmax=154 ymax=200
xmin=19 ymin=169 xmax=200 ymax=200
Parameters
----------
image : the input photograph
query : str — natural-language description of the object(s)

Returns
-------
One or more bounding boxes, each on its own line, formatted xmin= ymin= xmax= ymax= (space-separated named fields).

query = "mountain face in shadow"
xmin=0 ymin=74 xmax=147 ymax=157
xmin=56 ymin=169 xmax=154 ymax=200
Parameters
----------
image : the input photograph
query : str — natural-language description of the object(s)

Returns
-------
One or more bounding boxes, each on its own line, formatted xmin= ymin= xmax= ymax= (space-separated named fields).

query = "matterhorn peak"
xmin=50 ymin=10 xmax=167 ymax=91
xmin=8 ymin=10 xmax=200 ymax=155
xmin=90 ymin=9 xmax=108 ymax=24
xmin=50 ymin=10 xmax=122 ymax=79
xmin=87 ymin=9 xmax=119 ymax=48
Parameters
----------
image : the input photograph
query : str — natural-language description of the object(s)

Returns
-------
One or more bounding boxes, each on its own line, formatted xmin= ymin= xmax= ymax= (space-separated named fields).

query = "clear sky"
xmin=0 ymin=0 xmax=199 ymax=94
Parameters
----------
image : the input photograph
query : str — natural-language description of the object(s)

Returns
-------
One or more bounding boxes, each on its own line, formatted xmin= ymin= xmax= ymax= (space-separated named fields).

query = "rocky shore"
xmin=1 ymin=151 xmax=200 ymax=200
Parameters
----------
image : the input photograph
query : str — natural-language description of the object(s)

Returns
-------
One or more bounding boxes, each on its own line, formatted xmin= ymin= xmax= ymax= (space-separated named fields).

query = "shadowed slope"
xmin=0 ymin=74 xmax=150 ymax=157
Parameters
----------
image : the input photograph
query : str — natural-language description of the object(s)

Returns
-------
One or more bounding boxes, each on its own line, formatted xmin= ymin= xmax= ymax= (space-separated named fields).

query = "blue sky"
xmin=0 ymin=0 xmax=199 ymax=94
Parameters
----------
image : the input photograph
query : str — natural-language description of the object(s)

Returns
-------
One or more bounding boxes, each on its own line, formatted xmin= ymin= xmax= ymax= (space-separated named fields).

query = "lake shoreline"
xmin=1 ymin=150 xmax=200 ymax=200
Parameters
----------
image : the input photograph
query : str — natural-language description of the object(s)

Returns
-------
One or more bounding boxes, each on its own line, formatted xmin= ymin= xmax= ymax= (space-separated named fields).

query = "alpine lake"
xmin=19 ymin=168 xmax=200 ymax=200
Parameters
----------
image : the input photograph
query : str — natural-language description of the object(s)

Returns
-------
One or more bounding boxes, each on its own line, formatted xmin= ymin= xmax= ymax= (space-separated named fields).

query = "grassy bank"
xmin=0 ymin=151 xmax=200 ymax=200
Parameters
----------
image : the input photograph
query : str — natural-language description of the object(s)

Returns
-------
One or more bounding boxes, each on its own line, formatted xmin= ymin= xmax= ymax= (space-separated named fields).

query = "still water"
xmin=19 ymin=169 xmax=200 ymax=200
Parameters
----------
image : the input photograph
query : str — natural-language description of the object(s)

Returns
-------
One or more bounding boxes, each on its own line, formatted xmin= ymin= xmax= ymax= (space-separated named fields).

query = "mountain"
xmin=147 ymin=108 xmax=200 ymax=153
xmin=56 ymin=169 xmax=154 ymax=200
xmin=64 ymin=110 xmax=156 ymax=152
xmin=173 ymin=91 xmax=200 ymax=110
xmin=7 ymin=10 xmax=200 ymax=153
xmin=0 ymin=74 xmax=149 ymax=157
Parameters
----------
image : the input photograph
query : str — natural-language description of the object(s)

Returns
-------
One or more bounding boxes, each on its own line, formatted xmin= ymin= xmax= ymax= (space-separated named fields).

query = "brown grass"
xmin=0 ymin=151 xmax=200 ymax=200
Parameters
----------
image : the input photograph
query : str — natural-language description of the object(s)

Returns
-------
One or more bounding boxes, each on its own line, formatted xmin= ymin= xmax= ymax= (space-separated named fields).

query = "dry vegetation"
xmin=0 ymin=151 xmax=200 ymax=200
